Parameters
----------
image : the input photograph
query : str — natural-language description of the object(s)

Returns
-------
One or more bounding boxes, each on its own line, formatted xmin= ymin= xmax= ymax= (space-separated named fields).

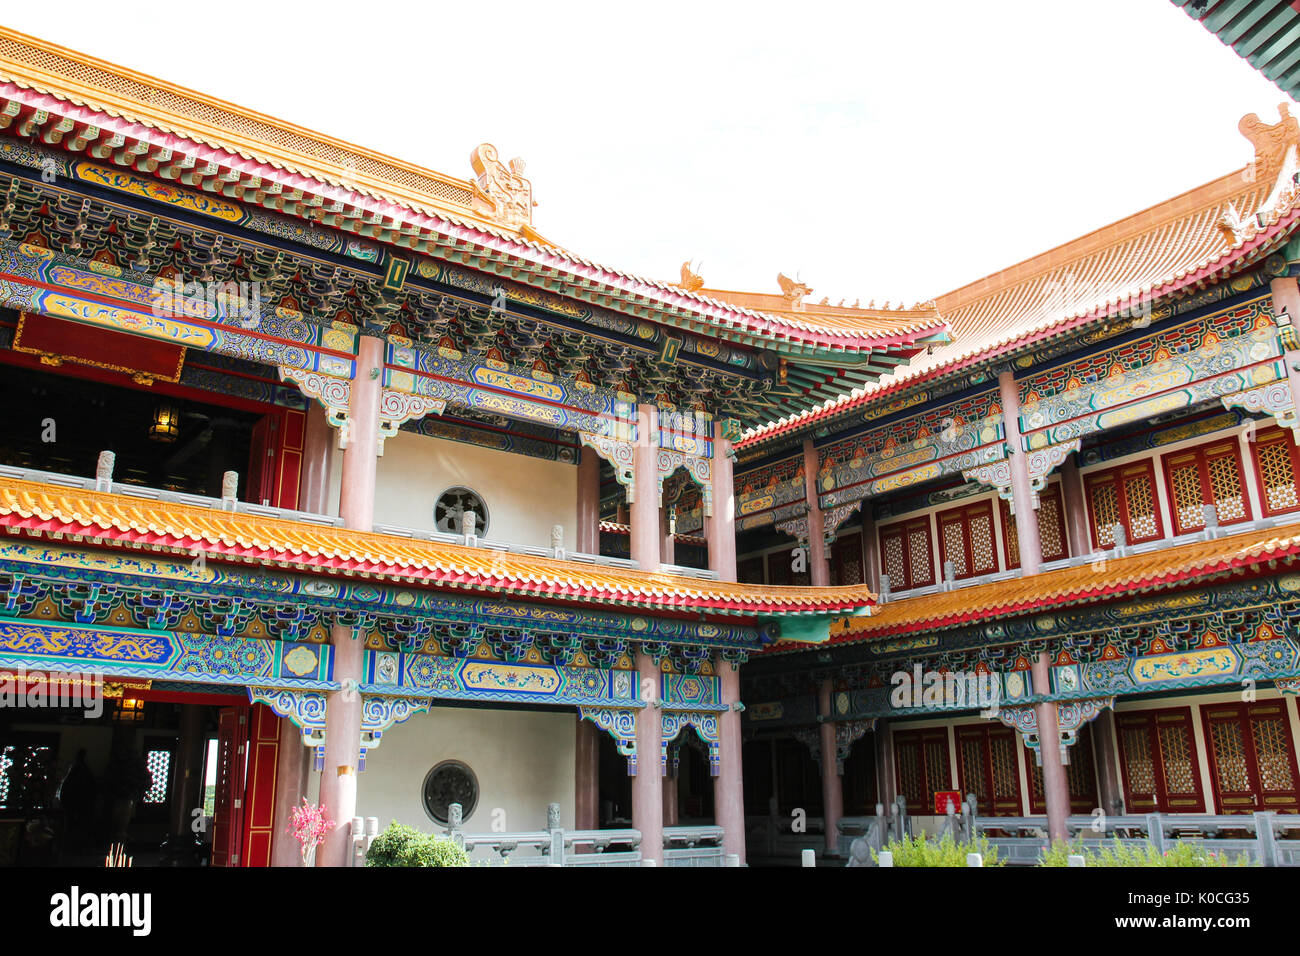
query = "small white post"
xmin=877 ymin=850 xmax=894 ymax=868
xmin=801 ymin=849 xmax=816 ymax=868
xmin=1067 ymin=854 xmax=1086 ymax=867
xmin=724 ymin=853 xmax=740 ymax=867
xmin=966 ymin=852 xmax=983 ymax=867
xmin=642 ymin=858 xmax=657 ymax=867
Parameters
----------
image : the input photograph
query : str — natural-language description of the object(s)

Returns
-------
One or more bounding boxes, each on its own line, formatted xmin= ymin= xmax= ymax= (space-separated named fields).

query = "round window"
xmin=422 ymin=760 xmax=479 ymax=825
xmin=434 ymin=486 xmax=489 ymax=536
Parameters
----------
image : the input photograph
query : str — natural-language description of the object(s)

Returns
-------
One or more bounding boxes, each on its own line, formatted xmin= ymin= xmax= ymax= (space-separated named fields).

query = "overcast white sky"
xmin=3 ymin=1 xmax=1292 ymax=303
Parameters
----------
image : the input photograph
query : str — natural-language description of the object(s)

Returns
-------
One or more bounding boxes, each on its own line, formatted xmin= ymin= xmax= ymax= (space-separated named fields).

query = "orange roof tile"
xmin=0 ymin=477 xmax=875 ymax=617
xmin=806 ymin=520 xmax=1300 ymax=649
xmin=740 ymin=112 xmax=1300 ymax=446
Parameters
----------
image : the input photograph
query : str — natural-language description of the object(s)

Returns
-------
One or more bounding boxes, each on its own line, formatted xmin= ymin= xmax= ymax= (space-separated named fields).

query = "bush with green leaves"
xmin=872 ymin=831 xmax=1004 ymax=867
xmin=365 ymin=821 xmax=471 ymax=867
xmin=1039 ymin=838 xmax=1253 ymax=867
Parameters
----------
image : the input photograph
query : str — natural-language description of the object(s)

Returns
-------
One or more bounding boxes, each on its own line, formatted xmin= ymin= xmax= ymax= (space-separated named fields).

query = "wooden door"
xmin=210 ymin=707 xmax=248 ymax=867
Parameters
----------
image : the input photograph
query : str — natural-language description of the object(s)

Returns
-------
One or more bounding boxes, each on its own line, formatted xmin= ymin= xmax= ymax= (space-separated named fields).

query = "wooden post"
xmin=802 ymin=439 xmax=829 ymax=586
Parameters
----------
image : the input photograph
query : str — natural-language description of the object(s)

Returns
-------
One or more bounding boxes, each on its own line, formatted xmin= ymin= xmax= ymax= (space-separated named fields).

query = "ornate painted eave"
xmin=0 ymin=26 xmax=950 ymax=376
xmin=779 ymin=519 xmax=1300 ymax=651
xmin=0 ymin=477 xmax=876 ymax=618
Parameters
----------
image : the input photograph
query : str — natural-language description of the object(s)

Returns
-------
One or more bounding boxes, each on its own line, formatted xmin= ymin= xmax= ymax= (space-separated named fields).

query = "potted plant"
xmin=289 ymin=799 xmax=334 ymax=867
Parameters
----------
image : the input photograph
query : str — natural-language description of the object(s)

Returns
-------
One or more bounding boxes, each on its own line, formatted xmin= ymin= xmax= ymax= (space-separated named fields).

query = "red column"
xmin=299 ymin=401 xmax=335 ymax=515
xmin=998 ymin=370 xmax=1042 ymax=573
xmin=317 ymin=334 xmax=383 ymax=867
xmin=707 ymin=422 xmax=737 ymax=580
xmin=817 ymin=680 xmax=843 ymax=857
xmin=630 ymin=404 xmax=661 ymax=572
xmin=633 ymin=650 xmax=664 ymax=863
xmin=803 ymin=439 xmax=830 ymax=587
xmin=715 ymin=654 xmax=746 ymax=863
xmin=1032 ymin=652 xmax=1070 ymax=845
xmin=574 ymin=717 xmax=600 ymax=832
xmin=1059 ymin=453 xmax=1091 ymax=557
xmin=576 ymin=448 xmax=601 ymax=554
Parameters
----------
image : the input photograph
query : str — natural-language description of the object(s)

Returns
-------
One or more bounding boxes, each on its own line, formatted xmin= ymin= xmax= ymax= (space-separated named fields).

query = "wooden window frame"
xmin=1115 ymin=707 xmax=1206 ymax=814
xmin=1248 ymin=425 xmax=1300 ymax=518
xmin=830 ymin=530 xmax=865 ymax=586
xmin=878 ymin=515 xmax=935 ymax=591
xmin=1160 ymin=438 xmax=1252 ymax=535
xmin=1199 ymin=700 xmax=1300 ymax=815
xmin=936 ymin=500 xmax=998 ymax=581
xmin=1083 ymin=458 xmax=1165 ymax=550
xmin=955 ymin=722 xmax=1023 ymax=816
xmin=893 ymin=727 xmax=952 ymax=815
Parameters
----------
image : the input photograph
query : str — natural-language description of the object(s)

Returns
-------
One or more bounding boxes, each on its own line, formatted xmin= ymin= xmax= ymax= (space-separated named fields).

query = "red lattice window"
xmin=955 ymin=723 xmax=1022 ymax=816
xmin=1249 ymin=426 xmax=1300 ymax=517
xmin=1200 ymin=701 xmax=1300 ymax=814
xmin=1116 ymin=708 xmax=1205 ymax=813
xmin=830 ymin=531 xmax=865 ymax=586
xmin=766 ymin=549 xmax=810 ymax=587
xmin=1161 ymin=439 xmax=1251 ymax=535
xmin=894 ymin=727 xmax=952 ymax=815
xmin=1000 ymin=484 xmax=1069 ymax=568
xmin=1028 ymin=721 xmax=1099 ymax=814
xmin=936 ymin=501 xmax=998 ymax=581
xmin=1084 ymin=460 xmax=1163 ymax=549
xmin=878 ymin=516 xmax=935 ymax=590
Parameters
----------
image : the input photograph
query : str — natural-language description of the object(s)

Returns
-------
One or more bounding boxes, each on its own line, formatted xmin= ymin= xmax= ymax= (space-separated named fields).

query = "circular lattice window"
xmin=434 ymin=486 xmax=489 ymax=536
xmin=422 ymin=760 xmax=479 ymax=825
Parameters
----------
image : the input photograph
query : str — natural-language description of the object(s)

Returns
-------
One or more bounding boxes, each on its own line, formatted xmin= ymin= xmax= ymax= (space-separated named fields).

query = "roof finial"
xmin=777 ymin=272 xmax=813 ymax=311
xmin=679 ymin=260 xmax=705 ymax=291
xmin=1238 ymin=105 xmax=1300 ymax=184
xmin=470 ymin=143 xmax=536 ymax=229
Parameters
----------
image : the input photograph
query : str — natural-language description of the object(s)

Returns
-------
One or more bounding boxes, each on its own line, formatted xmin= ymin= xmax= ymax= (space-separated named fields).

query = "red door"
xmin=210 ymin=707 xmax=249 ymax=867
xmin=246 ymin=409 xmax=306 ymax=508
xmin=240 ymin=704 xmax=283 ymax=867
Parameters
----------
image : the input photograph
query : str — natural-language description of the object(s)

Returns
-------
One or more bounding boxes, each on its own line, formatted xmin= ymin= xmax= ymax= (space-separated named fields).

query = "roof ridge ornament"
xmin=777 ymin=272 xmax=812 ymax=312
xmin=469 ymin=143 xmax=536 ymax=229
xmin=678 ymin=261 xmax=705 ymax=292
xmin=1239 ymin=105 xmax=1300 ymax=186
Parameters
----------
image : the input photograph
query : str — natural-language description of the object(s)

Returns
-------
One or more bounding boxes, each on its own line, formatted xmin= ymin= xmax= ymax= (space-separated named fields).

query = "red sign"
xmin=933 ymin=790 xmax=962 ymax=815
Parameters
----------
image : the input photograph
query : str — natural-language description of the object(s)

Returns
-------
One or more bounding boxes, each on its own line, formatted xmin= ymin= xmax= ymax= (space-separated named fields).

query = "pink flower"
xmin=289 ymin=799 xmax=335 ymax=862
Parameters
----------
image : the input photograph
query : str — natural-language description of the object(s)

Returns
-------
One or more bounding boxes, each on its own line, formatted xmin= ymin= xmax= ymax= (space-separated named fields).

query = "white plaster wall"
xmin=326 ymin=430 xmax=577 ymax=549
xmin=356 ymin=706 xmax=576 ymax=861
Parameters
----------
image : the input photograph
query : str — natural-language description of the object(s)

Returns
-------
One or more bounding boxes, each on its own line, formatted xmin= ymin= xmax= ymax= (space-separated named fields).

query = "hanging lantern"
xmin=149 ymin=402 xmax=180 ymax=442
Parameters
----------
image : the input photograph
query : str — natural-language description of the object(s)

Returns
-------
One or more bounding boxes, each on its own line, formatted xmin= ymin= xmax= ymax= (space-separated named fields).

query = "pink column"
xmin=861 ymin=513 xmax=881 ymax=594
xmin=998 ymin=370 xmax=1043 ymax=574
xmin=662 ymin=769 xmax=679 ymax=827
xmin=574 ymin=717 xmax=600 ymax=832
xmin=630 ymin=404 xmax=661 ymax=572
xmin=317 ymin=334 xmax=383 ymax=867
xmin=633 ymin=650 xmax=664 ymax=863
xmin=299 ymin=401 xmax=335 ymax=515
xmin=1059 ymin=453 xmax=1091 ymax=557
xmin=874 ymin=718 xmax=896 ymax=809
xmin=576 ymin=449 xmax=601 ymax=554
xmin=1032 ymin=652 xmax=1070 ymax=845
xmin=707 ymin=422 xmax=737 ymax=580
xmin=817 ymin=680 xmax=843 ymax=857
xmin=270 ymin=716 xmax=311 ymax=866
xmin=803 ymin=439 xmax=830 ymax=587
xmin=1270 ymin=276 xmax=1300 ymax=407
xmin=661 ymin=507 xmax=676 ymax=567
xmin=715 ymin=653 xmax=746 ymax=863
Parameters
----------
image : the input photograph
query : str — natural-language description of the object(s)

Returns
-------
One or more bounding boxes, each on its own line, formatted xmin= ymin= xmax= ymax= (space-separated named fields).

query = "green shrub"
xmin=1040 ymin=838 xmax=1253 ymax=867
xmin=873 ymin=831 xmax=1004 ymax=867
xmin=365 ymin=821 xmax=470 ymax=867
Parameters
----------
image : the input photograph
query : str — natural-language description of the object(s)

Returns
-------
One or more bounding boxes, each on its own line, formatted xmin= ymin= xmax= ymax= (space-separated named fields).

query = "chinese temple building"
xmin=0 ymin=21 xmax=1298 ymax=868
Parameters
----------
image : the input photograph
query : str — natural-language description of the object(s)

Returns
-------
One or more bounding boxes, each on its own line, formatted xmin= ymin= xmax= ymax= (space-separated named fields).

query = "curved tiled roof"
xmin=0 ymin=26 xmax=946 ymax=367
xmin=740 ymin=150 xmax=1294 ymax=447
xmin=0 ymin=478 xmax=876 ymax=617
xmin=768 ymin=519 xmax=1300 ymax=652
